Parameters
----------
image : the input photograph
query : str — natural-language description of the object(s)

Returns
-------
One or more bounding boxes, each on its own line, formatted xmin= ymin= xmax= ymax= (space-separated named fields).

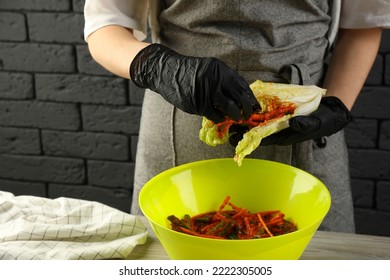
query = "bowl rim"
xmin=140 ymin=158 xmax=332 ymax=242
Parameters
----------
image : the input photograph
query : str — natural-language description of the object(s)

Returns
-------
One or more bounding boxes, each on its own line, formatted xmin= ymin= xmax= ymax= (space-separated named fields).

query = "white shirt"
xmin=84 ymin=0 xmax=390 ymax=44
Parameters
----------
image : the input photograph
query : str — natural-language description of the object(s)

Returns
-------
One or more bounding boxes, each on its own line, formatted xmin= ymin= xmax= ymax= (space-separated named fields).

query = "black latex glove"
xmin=229 ymin=124 xmax=250 ymax=147
xmin=229 ymin=96 xmax=352 ymax=147
xmin=130 ymin=43 xmax=260 ymax=123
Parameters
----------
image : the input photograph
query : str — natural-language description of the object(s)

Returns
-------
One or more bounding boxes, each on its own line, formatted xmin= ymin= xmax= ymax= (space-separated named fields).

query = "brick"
xmin=351 ymin=87 xmax=390 ymax=119
xmin=354 ymin=208 xmax=390 ymax=236
xmin=0 ymin=100 xmax=80 ymax=130
xmin=364 ymin=54 xmax=383 ymax=86
xmin=0 ymin=12 xmax=27 ymax=41
xmin=0 ymin=127 xmax=40 ymax=154
xmin=0 ymin=179 xmax=46 ymax=197
xmin=0 ymin=154 xmax=85 ymax=184
xmin=379 ymin=29 xmax=390 ymax=53
xmin=0 ymin=0 xmax=71 ymax=11
xmin=76 ymin=45 xmax=114 ymax=76
xmin=42 ymin=130 xmax=129 ymax=161
xmin=87 ymin=160 xmax=135 ymax=188
xmin=345 ymin=118 xmax=377 ymax=148
xmin=27 ymin=12 xmax=84 ymax=43
xmin=385 ymin=54 xmax=390 ymax=85
xmin=350 ymin=179 xmax=375 ymax=208
xmin=48 ymin=184 xmax=132 ymax=213
xmin=377 ymin=181 xmax=390 ymax=211
xmin=129 ymin=80 xmax=145 ymax=105
xmin=379 ymin=120 xmax=390 ymax=150
xmin=349 ymin=149 xmax=390 ymax=180
xmin=0 ymin=72 xmax=33 ymax=99
xmin=36 ymin=74 xmax=127 ymax=105
xmin=81 ymin=104 xmax=141 ymax=134
xmin=72 ymin=0 xmax=85 ymax=12
xmin=0 ymin=42 xmax=75 ymax=72
xmin=130 ymin=135 xmax=138 ymax=161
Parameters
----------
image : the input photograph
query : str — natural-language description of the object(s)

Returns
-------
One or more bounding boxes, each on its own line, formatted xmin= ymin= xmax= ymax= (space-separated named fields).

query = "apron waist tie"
xmin=279 ymin=62 xmax=325 ymax=85
xmin=238 ymin=62 xmax=324 ymax=86
xmin=279 ymin=63 xmax=310 ymax=85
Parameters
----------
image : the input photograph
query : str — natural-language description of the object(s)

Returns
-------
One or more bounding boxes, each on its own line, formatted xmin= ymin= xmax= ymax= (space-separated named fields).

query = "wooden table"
xmin=128 ymin=216 xmax=390 ymax=260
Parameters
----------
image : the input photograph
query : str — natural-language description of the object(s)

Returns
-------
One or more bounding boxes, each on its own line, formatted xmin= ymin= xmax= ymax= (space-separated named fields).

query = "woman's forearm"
xmin=323 ymin=28 xmax=382 ymax=110
xmin=87 ymin=26 xmax=382 ymax=107
xmin=86 ymin=25 xmax=150 ymax=79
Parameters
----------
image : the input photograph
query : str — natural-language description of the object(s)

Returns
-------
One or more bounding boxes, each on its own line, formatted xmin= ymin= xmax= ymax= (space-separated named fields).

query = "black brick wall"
xmin=0 ymin=0 xmax=139 ymax=212
xmin=0 ymin=0 xmax=389 ymax=237
xmin=346 ymin=31 xmax=390 ymax=236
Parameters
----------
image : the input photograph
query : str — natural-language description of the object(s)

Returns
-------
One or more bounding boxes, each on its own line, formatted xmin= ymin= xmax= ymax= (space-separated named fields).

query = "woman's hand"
xmin=130 ymin=44 xmax=260 ymax=123
xmin=260 ymin=96 xmax=352 ymax=145
xmin=229 ymin=28 xmax=382 ymax=147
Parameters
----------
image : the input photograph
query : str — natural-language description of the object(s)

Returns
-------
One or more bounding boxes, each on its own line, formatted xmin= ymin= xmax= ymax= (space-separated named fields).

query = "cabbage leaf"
xmin=199 ymin=80 xmax=326 ymax=166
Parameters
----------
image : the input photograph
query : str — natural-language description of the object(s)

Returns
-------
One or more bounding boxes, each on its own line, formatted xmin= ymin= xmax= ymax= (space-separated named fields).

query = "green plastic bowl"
xmin=139 ymin=158 xmax=331 ymax=260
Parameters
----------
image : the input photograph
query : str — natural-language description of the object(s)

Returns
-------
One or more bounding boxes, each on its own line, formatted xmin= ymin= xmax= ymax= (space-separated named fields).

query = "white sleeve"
xmin=340 ymin=0 xmax=390 ymax=29
xmin=328 ymin=0 xmax=341 ymax=45
xmin=83 ymin=0 xmax=149 ymax=41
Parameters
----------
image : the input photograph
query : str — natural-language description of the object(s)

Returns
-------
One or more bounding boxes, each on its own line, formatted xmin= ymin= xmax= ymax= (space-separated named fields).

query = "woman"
xmin=84 ymin=0 xmax=389 ymax=233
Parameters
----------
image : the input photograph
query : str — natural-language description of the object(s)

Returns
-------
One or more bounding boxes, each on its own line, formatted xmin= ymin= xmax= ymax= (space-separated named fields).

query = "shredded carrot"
xmin=218 ymin=195 xmax=231 ymax=212
xmin=257 ymin=213 xmax=274 ymax=237
xmin=167 ymin=196 xmax=297 ymax=240
xmin=214 ymin=97 xmax=297 ymax=139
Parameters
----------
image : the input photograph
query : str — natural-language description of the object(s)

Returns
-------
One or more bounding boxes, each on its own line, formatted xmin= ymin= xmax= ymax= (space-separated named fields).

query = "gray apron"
xmin=132 ymin=0 xmax=355 ymax=233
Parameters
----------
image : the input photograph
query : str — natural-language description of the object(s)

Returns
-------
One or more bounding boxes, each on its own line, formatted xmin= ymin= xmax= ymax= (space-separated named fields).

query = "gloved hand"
xmin=130 ymin=43 xmax=260 ymax=123
xmin=229 ymin=96 xmax=352 ymax=147
xmin=261 ymin=96 xmax=352 ymax=145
